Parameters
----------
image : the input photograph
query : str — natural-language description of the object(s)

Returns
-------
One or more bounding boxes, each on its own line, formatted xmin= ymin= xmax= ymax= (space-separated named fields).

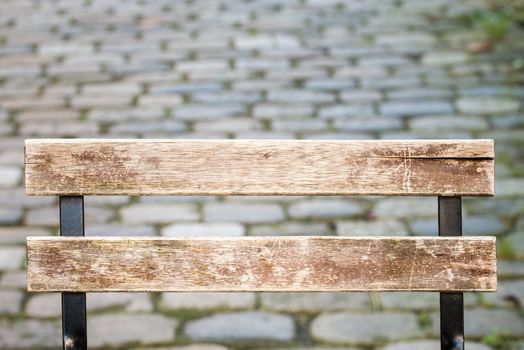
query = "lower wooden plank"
xmin=27 ymin=236 xmax=497 ymax=292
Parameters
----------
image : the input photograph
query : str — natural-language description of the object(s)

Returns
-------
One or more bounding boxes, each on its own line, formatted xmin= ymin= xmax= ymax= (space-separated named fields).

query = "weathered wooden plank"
xmin=27 ymin=236 xmax=497 ymax=292
xmin=24 ymin=139 xmax=494 ymax=196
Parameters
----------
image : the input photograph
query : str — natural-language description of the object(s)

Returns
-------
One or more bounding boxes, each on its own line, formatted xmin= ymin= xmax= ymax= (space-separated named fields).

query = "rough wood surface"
xmin=25 ymin=139 xmax=494 ymax=196
xmin=27 ymin=236 xmax=497 ymax=292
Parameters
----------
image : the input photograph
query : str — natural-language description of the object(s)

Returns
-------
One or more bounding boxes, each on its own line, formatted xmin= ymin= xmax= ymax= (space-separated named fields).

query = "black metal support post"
xmin=59 ymin=196 xmax=87 ymax=350
xmin=438 ymin=196 xmax=464 ymax=350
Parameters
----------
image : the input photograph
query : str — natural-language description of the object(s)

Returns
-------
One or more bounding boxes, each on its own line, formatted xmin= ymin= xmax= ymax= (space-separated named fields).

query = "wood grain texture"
xmin=24 ymin=139 xmax=495 ymax=196
xmin=27 ymin=236 xmax=497 ymax=292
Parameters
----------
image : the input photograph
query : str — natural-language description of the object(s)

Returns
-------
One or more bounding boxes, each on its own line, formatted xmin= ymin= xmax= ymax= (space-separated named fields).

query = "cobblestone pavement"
xmin=1 ymin=0 xmax=524 ymax=349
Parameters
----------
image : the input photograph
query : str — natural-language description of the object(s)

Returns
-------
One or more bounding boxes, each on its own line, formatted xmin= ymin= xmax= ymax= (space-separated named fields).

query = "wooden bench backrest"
xmin=25 ymin=139 xmax=496 ymax=293
xmin=25 ymin=139 xmax=494 ymax=196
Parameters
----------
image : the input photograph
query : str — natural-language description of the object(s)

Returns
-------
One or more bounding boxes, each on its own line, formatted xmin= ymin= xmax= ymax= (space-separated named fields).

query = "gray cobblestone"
xmin=334 ymin=118 xmax=403 ymax=131
xmin=0 ymin=272 xmax=26 ymax=289
xmin=359 ymin=55 xmax=411 ymax=67
xmin=361 ymin=76 xmax=421 ymax=89
xmin=0 ymin=320 xmax=61 ymax=349
xmin=192 ymin=92 xmax=262 ymax=104
xmin=20 ymin=121 xmax=100 ymax=136
xmin=0 ymin=291 xmax=23 ymax=314
xmin=311 ymin=312 xmax=423 ymax=344
xmin=456 ymin=97 xmax=520 ymax=114
xmin=0 ymin=207 xmax=23 ymax=225
xmin=134 ymin=345 xmax=229 ymax=350
xmin=267 ymin=90 xmax=336 ymax=103
xmin=337 ymin=219 xmax=408 ymax=236
xmin=0 ymin=247 xmax=25 ymax=270
xmin=110 ymin=121 xmax=187 ymax=134
xmin=319 ymin=104 xmax=375 ymax=119
xmin=373 ymin=198 xmax=437 ymax=218
xmin=272 ymin=119 xmax=327 ymax=133
xmin=459 ymin=86 xmax=524 ymax=97
xmin=0 ymin=166 xmax=21 ymax=187
xmin=340 ymin=90 xmax=382 ymax=102
xmin=88 ymin=293 xmax=153 ymax=312
xmin=288 ymin=199 xmax=364 ymax=219
xmin=381 ymin=340 xmax=492 ymax=350
xmin=0 ymin=227 xmax=48 ymax=244
xmin=194 ymin=118 xmax=260 ymax=133
xmin=26 ymin=294 xmax=61 ymax=318
xmin=502 ymin=231 xmax=524 ymax=258
xmin=161 ymin=292 xmax=255 ymax=310
xmin=236 ymin=35 xmax=300 ymax=50
xmin=305 ymin=79 xmax=356 ymax=90
xmin=161 ymin=223 xmax=245 ymax=237
xmin=381 ymin=101 xmax=453 ymax=117
xmin=121 ymin=203 xmax=200 ymax=224
xmin=185 ymin=311 xmax=295 ymax=342
xmin=253 ymin=104 xmax=314 ymax=119
xmin=89 ymin=107 xmax=165 ymax=122
xmin=431 ymin=309 xmax=524 ymax=338
xmin=376 ymin=32 xmax=435 ymax=46
xmin=204 ymin=203 xmax=285 ymax=223
xmin=151 ymin=83 xmax=223 ymax=94
xmin=387 ymin=88 xmax=452 ymax=99
xmin=0 ymin=150 xmax=24 ymax=166
xmin=177 ymin=60 xmax=229 ymax=73
xmin=82 ymin=83 xmax=141 ymax=95
xmin=410 ymin=115 xmax=488 ymax=130
xmin=71 ymin=95 xmax=132 ymax=109
xmin=86 ymin=224 xmax=156 ymax=236
xmin=304 ymin=132 xmax=373 ymax=140
xmin=498 ymin=260 xmax=524 ymax=278
xmin=139 ymin=95 xmax=184 ymax=107
xmin=491 ymin=114 xmax=524 ymax=128
xmin=250 ymin=222 xmax=331 ymax=236
xmin=235 ymin=131 xmax=295 ymax=139
xmin=483 ymin=280 xmax=524 ymax=307
xmin=174 ymin=104 xmax=245 ymax=121
xmin=422 ymin=52 xmax=469 ymax=65
xmin=236 ymin=58 xmax=290 ymax=70
xmin=378 ymin=292 xmax=439 ymax=310
xmin=88 ymin=314 xmax=177 ymax=348
xmin=410 ymin=216 xmax=505 ymax=236
xmin=261 ymin=293 xmax=370 ymax=312
xmin=495 ymin=178 xmax=524 ymax=197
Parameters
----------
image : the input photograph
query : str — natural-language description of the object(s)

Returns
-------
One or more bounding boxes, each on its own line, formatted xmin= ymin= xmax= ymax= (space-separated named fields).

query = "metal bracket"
xmin=60 ymin=196 xmax=87 ymax=350
xmin=438 ymin=196 xmax=464 ymax=350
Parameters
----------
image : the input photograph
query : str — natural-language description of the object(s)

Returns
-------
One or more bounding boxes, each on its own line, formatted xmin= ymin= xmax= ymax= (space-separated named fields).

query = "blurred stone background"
xmin=1 ymin=0 xmax=524 ymax=349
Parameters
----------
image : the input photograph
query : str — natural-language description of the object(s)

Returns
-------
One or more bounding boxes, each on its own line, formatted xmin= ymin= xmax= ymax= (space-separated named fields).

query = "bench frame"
xmin=25 ymin=139 xmax=496 ymax=350
xmin=57 ymin=195 xmax=464 ymax=350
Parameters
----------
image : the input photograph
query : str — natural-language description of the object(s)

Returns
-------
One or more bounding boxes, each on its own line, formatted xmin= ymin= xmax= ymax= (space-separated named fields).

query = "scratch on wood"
xmin=408 ymin=240 xmax=419 ymax=289
xmin=402 ymin=144 xmax=413 ymax=192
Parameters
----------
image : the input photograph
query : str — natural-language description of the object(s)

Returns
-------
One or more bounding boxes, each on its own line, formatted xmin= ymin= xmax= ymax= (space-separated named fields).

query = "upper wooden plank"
xmin=26 ymin=236 xmax=497 ymax=292
xmin=25 ymin=139 xmax=494 ymax=196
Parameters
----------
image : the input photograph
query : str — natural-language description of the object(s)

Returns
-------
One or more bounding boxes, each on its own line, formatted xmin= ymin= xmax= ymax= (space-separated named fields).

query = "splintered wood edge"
xmin=24 ymin=139 xmax=495 ymax=196
xmin=27 ymin=236 xmax=497 ymax=293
